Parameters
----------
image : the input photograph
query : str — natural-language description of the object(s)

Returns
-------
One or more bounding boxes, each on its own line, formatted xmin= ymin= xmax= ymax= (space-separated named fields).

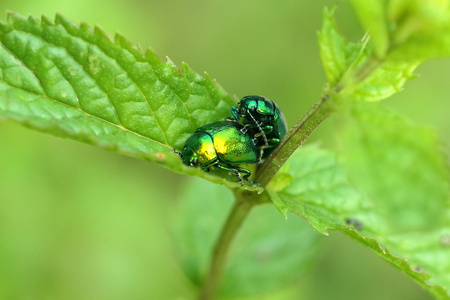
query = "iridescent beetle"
xmin=231 ymin=95 xmax=287 ymax=161
xmin=173 ymin=121 xmax=260 ymax=185
xmin=173 ymin=95 xmax=288 ymax=185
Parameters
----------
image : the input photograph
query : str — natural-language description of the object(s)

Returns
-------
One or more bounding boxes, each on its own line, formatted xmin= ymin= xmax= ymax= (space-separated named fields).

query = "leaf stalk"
xmin=254 ymin=93 xmax=334 ymax=187
xmin=199 ymin=191 xmax=256 ymax=300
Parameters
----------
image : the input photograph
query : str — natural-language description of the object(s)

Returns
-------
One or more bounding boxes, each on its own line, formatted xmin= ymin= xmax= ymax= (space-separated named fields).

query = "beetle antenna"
xmin=248 ymin=112 xmax=268 ymax=162
xmin=172 ymin=149 xmax=182 ymax=158
xmin=248 ymin=112 xmax=268 ymax=147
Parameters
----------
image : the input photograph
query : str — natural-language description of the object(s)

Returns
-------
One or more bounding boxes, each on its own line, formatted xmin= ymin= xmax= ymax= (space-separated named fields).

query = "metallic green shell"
xmin=181 ymin=132 xmax=216 ymax=167
xmin=195 ymin=121 xmax=259 ymax=165
xmin=232 ymin=95 xmax=287 ymax=158
xmin=180 ymin=121 xmax=259 ymax=169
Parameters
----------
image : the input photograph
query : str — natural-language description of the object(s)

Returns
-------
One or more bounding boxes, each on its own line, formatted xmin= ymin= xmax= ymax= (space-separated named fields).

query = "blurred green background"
xmin=0 ymin=0 xmax=448 ymax=299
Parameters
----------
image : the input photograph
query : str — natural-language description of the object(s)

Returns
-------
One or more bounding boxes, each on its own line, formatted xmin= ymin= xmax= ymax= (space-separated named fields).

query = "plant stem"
xmin=199 ymin=191 xmax=256 ymax=300
xmin=254 ymin=93 xmax=335 ymax=187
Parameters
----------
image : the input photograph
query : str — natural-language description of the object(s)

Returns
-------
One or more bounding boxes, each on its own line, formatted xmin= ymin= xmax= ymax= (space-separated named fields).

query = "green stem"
xmin=254 ymin=93 xmax=334 ymax=187
xmin=199 ymin=192 xmax=256 ymax=300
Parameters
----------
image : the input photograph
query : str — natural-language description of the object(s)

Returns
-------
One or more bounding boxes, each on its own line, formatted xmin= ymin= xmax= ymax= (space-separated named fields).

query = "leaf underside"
xmin=270 ymin=133 xmax=449 ymax=298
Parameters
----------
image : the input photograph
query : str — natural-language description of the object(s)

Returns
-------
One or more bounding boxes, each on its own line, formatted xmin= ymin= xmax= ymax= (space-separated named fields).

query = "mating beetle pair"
xmin=174 ymin=95 xmax=287 ymax=185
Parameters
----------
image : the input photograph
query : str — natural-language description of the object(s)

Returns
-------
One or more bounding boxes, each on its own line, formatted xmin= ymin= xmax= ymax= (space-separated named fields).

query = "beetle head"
xmin=181 ymin=146 xmax=199 ymax=167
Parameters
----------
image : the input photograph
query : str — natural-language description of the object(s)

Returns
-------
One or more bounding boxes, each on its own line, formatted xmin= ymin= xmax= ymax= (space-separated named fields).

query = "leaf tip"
xmin=94 ymin=25 xmax=113 ymax=43
xmin=114 ymin=32 xmax=136 ymax=50
xmin=6 ymin=10 xmax=24 ymax=24
xmin=165 ymin=56 xmax=176 ymax=67
xmin=41 ymin=14 xmax=53 ymax=25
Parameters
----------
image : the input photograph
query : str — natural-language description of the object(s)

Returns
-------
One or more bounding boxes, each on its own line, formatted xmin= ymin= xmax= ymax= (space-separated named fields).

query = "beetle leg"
xmin=250 ymin=137 xmax=264 ymax=163
xmin=255 ymin=138 xmax=281 ymax=161
xmin=218 ymin=165 xmax=258 ymax=186
xmin=253 ymin=125 xmax=273 ymax=139
xmin=251 ymin=129 xmax=270 ymax=162
xmin=239 ymin=123 xmax=253 ymax=134
xmin=215 ymin=164 xmax=244 ymax=185
xmin=231 ymin=106 xmax=240 ymax=121
xmin=266 ymin=138 xmax=281 ymax=148
xmin=234 ymin=166 xmax=259 ymax=186
xmin=258 ymin=149 xmax=264 ymax=163
xmin=261 ymin=124 xmax=274 ymax=134
xmin=225 ymin=117 xmax=238 ymax=122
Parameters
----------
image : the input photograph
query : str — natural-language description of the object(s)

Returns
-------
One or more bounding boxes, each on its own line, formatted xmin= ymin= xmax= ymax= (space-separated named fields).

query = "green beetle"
xmin=173 ymin=121 xmax=260 ymax=185
xmin=231 ymin=95 xmax=287 ymax=161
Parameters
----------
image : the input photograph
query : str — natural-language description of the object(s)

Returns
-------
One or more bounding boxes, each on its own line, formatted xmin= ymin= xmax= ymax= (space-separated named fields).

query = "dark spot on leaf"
xmin=345 ymin=218 xmax=364 ymax=231
xmin=412 ymin=265 xmax=425 ymax=273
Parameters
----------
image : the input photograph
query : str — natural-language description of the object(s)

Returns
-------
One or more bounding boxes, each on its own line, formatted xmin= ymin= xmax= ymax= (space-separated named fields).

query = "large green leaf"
xmin=269 ymin=142 xmax=450 ymax=299
xmin=0 ymin=13 xmax=259 ymax=190
xmin=171 ymin=177 xmax=323 ymax=297
xmin=340 ymin=102 xmax=450 ymax=298
xmin=341 ymin=102 xmax=448 ymax=232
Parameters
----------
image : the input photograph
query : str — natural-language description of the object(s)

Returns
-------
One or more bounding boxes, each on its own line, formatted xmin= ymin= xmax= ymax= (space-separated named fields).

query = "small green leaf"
xmin=353 ymin=60 xmax=419 ymax=102
xmin=318 ymin=7 xmax=420 ymax=102
xmin=0 ymin=13 xmax=257 ymax=189
xmin=269 ymin=143 xmax=450 ymax=298
xmin=317 ymin=7 xmax=365 ymax=86
xmin=171 ymin=177 xmax=323 ymax=297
